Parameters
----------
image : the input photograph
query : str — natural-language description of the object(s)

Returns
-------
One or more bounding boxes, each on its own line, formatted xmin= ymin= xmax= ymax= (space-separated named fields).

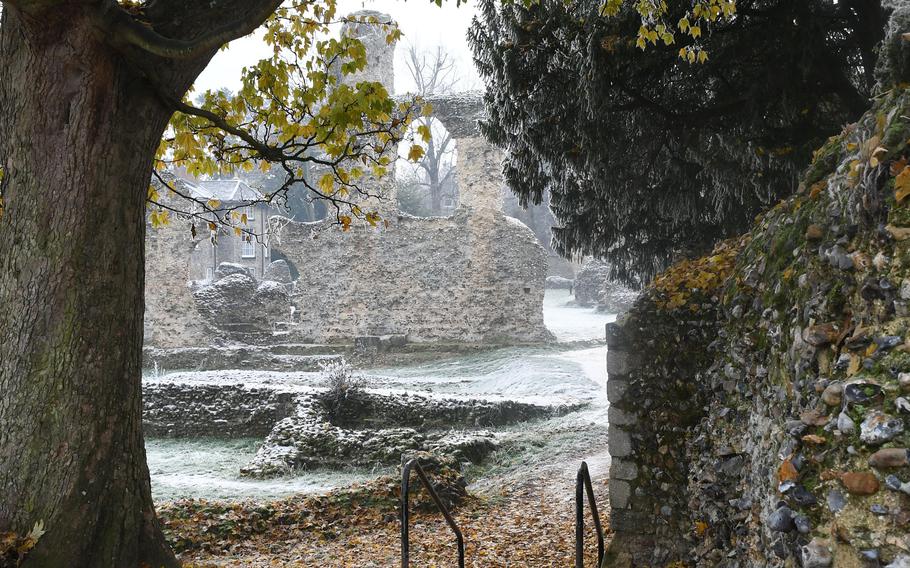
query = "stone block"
xmin=607 ymin=350 xmax=632 ymax=376
xmin=610 ymin=510 xmax=654 ymax=534
xmin=607 ymin=379 xmax=630 ymax=404
xmin=609 ymin=425 xmax=633 ymax=458
xmin=609 ymin=405 xmax=637 ymax=427
xmin=611 ymin=459 xmax=639 ymax=480
xmin=610 ymin=479 xmax=632 ymax=509
xmin=606 ymin=321 xmax=628 ymax=346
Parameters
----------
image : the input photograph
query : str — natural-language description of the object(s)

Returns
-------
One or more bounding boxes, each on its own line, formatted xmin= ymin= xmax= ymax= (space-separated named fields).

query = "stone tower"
xmin=334 ymin=10 xmax=399 ymax=218
xmin=338 ymin=10 xmax=396 ymax=93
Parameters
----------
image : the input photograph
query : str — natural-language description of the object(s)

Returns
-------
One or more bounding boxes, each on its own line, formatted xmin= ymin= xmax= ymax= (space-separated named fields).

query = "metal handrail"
xmin=575 ymin=461 xmax=605 ymax=568
xmin=400 ymin=458 xmax=466 ymax=568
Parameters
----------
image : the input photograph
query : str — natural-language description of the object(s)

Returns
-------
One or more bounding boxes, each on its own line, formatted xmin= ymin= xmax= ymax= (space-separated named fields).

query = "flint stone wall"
xmin=605 ymin=302 xmax=719 ymax=566
xmin=605 ymin=12 xmax=910 ymax=565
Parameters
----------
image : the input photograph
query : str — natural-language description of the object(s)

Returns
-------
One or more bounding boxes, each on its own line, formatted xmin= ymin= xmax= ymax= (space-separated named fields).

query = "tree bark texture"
xmin=0 ymin=4 xmax=216 ymax=566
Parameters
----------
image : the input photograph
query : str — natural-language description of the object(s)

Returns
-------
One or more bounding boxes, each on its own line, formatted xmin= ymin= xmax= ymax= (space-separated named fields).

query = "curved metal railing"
xmin=400 ymin=458 xmax=465 ymax=568
xmin=575 ymin=461 xmax=605 ymax=568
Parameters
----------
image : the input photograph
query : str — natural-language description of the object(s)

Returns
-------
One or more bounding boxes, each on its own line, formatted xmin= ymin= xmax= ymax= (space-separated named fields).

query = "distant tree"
xmin=401 ymin=44 xmax=459 ymax=214
xmin=469 ymin=0 xmax=886 ymax=286
xmin=396 ymin=169 xmax=435 ymax=216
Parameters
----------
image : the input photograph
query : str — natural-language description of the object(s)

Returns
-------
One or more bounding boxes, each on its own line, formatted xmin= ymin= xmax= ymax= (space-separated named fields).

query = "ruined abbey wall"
xmin=143 ymin=12 xmax=551 ymax=348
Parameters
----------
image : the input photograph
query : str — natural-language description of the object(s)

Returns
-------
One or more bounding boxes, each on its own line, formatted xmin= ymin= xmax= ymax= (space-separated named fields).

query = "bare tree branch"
xmin=404 ymin=43 xmax=458 ymax=96
xmin=399 ymin=44 xmax=462 ymax=214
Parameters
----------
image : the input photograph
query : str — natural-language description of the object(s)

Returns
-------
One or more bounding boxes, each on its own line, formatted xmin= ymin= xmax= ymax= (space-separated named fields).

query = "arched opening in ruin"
xmin=268 ymin=249 xmax=300 ymax=280
xmin=281 ymin=164 xmax=330 ymax=222
xmin=396 ymin=116 xmax=459 ymax=217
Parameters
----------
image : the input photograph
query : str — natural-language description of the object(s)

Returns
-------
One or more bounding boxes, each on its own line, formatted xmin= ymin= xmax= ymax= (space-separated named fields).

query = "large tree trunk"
xmin=0 ymin=6 xmax=199 ymax=566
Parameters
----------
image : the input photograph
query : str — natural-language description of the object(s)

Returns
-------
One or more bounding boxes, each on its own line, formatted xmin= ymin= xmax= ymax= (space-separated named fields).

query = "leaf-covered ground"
xmin=165 ymin=452 xmax=611 ymax=567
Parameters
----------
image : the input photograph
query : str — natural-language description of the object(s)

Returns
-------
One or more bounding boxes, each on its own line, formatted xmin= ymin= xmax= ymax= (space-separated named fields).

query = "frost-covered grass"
xmin=147 ymin=437 xmax=389 ymax=501
xmin=147 ymin=290 xmax=618 ymax=501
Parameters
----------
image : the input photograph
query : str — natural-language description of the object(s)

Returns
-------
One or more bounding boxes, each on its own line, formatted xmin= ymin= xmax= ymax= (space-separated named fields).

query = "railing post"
xmin=401 ymin=460 xmax=413 ymax=568
xmin=400 ymin=458 xmax=465 ymax=568
xmin=576 ymin=463 xmax=586 ymax=568
xmin=576 ymin=461 xmax=605 ymax=568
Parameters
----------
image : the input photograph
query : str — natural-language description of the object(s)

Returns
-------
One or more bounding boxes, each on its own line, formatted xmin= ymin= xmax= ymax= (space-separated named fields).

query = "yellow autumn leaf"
xmin=417 ymin=124 xmax=432 ymax=143
xmin=149 ymin=210 xmax=170 ymax=228
xmin=871 ymin=146 xmax=887 ymax=164
xmin=339 ymin=214 xmax=352 ymax=231
xmin=847 ymin=354 xmax=861 ymax=376
xmin=895 ymin=165 xmax=910 ymax=203
xmin=407 ymin=145 xmax=425 ymax=162
xmin=318 ymin=174 xmax=335 ymax=194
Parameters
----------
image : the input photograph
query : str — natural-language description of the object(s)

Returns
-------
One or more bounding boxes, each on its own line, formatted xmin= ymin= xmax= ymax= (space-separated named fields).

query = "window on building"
xmin=243 ymin=205 xmax=255 ymax=221
xmin=241 ymin=236 xmax=256 ymax=258
xmin=205 ymin=267 xmax=214 ymax=282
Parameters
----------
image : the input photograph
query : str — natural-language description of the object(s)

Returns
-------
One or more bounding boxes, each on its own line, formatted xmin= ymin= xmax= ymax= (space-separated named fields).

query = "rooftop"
xmin=185 ymin=179 xmax=265 ymax=203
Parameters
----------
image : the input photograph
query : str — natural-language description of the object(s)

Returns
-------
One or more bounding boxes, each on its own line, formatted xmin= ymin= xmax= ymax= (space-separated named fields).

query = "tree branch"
xmin=99 ymin=0 xmax=282 ymax=60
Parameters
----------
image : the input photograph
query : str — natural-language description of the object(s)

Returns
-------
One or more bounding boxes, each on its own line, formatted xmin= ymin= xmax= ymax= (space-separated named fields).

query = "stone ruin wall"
xmin=143 ymin=12 xmax=551 ymax=348
xmin=144 ymin=221 xmax=209 ymax=349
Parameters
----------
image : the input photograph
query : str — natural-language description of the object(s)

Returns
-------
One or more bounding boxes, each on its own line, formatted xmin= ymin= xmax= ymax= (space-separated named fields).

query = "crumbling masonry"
xmin=143 ymin=12 xmax=550 ymax=348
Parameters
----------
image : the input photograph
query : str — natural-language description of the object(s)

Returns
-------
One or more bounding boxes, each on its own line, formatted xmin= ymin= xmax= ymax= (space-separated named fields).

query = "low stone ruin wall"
xmin=142 ymin=376 xmax=576 ymax=478
xmin=242 ymin=389 xmax=572 ymax=477
xmin=573 ymin=259 xmax=639 ymax=313
xmin=143 ymin=383 xmax=297 ymax=438
xmin=142 ymin=344 xmax=342 ymax=373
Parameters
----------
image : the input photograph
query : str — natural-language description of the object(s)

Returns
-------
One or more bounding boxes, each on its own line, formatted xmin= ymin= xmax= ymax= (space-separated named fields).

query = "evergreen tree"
xmin=469 ymin=0 xmax=886 ymax=285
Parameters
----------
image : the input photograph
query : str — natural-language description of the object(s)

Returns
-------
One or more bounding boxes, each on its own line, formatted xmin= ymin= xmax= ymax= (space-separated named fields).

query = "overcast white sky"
xmin=194 ymin=0 xmax=482 ymax=96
